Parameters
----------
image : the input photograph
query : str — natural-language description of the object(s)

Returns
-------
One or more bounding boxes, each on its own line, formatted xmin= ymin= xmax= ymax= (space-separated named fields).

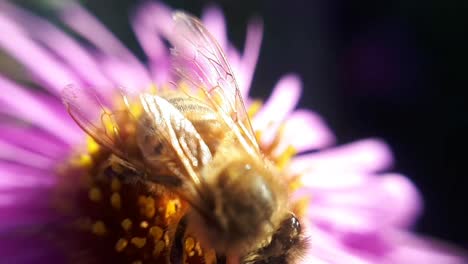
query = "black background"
xmin=15 ymin=0 xmax=468 ymax=248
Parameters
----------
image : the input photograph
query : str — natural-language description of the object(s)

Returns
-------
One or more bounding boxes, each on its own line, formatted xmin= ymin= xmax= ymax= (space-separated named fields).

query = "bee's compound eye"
xmin=277 ymin=213 xmax=301 ymax=249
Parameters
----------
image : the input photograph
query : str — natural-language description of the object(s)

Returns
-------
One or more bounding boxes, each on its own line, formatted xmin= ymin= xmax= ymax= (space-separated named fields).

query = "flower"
xmin=0 ymin=1 xmax=466 ymax=263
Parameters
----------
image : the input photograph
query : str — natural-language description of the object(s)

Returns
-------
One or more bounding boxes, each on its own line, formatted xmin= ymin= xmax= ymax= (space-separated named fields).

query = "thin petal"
xmin=382 ymin=230 xmax=468 ymax=264
xmin=0 ymin=76 xmax=82 ymax=144
xmin=303 ymin=174 xmax=421 ymax=233
xmin=202 ymin=6 xmax=227 ymax=51
xmin=59 ymin=2 xmax=152 ymax=85
xmin=0 ymin=125 xmax=68 ymax=159
xmin=239 ymin=18 xmax=263 ymax=96
xmin=0 ymin=139 xmax=55 ymax=169
xmin=254 ymin=74 xmax=302 ymax=144
xmin=290 ymin=139 xmax=393 ymax=175
xmin=274 ymin=109 xmax=335 ymax=154
xmin=0 ymin=13 xmax=82 ymax=94
xmin=0 ymin=2 xmax=112 ymax=90
xmin=131 ymin=2 xmax=172 ymax=59
xmin=0 ymin=162 xmax=55 ymax=189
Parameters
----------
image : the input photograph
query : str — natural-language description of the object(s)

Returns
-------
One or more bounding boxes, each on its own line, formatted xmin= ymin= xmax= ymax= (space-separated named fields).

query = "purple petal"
xmin=253 ymin=74 xmax=302 ymax=144
xmin=0 ymin=76 xmax=82 ymax=144
xmin=302 ymin=174 xmax=421 ymax=234
xmin=273 ymin=109 xmax=335 ymax=154
xmin=290 ymin=139 xmax=393 ymax=175
xmin=0 ymin=140 xmax=55 ymax=169
xmin=0 ymin=13 xmax=82 ymax=94
xmin=382 ymin=230 xmax=468 ymax=264
xmin=59 ymin=2 xmax=152 ymax=85
xmin=131 ymin=2 xmax=172 ymax=59
xmin=0 ymin=162 xmax=55 ymax=190
xmin=0 ymin=2 xmax=112 ymax=91
xmin=202 ymin=6 xmax=228 ymax=51
xmin=238 ymin=18 xmax=263 ymax=96
xmin=0 ymin=125 xmax=68 ymax=160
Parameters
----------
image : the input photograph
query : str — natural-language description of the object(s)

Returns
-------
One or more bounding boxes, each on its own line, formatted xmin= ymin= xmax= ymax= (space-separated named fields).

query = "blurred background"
xmin=4 ymin=0 xmax=468 ymax=248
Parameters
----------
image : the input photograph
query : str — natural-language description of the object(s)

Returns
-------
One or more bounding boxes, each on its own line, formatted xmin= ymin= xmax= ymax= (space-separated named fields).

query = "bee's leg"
xmin=169 ymin=215 xmax=187 ymax=264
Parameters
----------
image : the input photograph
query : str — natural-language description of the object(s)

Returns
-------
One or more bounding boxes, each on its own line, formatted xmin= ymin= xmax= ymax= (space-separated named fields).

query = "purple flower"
xmin=0 ymin=1 xmax=466 ymax=263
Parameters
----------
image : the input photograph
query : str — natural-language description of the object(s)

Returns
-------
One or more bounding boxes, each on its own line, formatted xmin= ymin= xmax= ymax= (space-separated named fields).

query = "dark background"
xmin=14 ymin=0 xmax=468 ymax=248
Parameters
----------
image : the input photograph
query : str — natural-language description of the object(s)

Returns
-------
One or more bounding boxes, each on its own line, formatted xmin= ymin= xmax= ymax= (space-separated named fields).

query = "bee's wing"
xmin=168 ymin=12 xmax=260 ymax=155
xmin=62 ymin=85 xmax=211 ymax=195
xmin=62 ymin=84 xmax=135 ymax=160
xmin=137 ymin=93 xmax=212 ymax=191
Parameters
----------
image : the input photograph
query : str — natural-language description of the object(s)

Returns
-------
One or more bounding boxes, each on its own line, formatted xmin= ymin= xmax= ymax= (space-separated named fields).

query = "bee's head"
xmin=190 ymin=159 xmax=286 ymax=255
xmin=241 ymin=213 xmax=307 ymax=264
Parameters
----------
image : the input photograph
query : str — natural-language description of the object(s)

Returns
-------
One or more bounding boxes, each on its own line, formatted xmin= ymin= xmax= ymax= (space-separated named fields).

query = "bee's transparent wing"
xmin=168 ymin=12 xmax=259 ymax=155
xmin=137 ymin=93 xmax=212 ymax=180
xmin=62 ymin=84 xmax=134 ymax=159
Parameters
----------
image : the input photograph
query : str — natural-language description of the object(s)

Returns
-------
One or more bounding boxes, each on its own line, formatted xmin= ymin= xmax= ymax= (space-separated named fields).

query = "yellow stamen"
xmin=88 ymin=187 xmax=102 ymax=202
xmin=86 ymin=136 xmax=100 ymax=155
xmin=153 ymin=240 xmax=165 ymax=257
xmin=149 ymin=226 xmax=163 ymax=240
xmin=121 ymin=218 xmax=132 ymax=231
xmin=110 ymin=192 xmax=121 ymax=209
xmin=247 ymin=100 xmax=263 ymax=118
xmin=111 ymin=178 xmax=121 ymax=192
xmin=276 ymin=145 xmax=297 ymax=171
xmin=115 ymin=238 xmax=128 ymax=252
xmin=140 ymin=221 xmax=149 ymax=229
xmin=131 ymin=237 xmax=147 ymax=248
xmin=92 ymin=221 xmax=107 ymax=236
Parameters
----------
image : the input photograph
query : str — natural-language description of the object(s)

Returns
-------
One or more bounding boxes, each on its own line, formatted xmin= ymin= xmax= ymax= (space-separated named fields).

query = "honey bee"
xmin=62 ymin=11 xmax=306 ymax=264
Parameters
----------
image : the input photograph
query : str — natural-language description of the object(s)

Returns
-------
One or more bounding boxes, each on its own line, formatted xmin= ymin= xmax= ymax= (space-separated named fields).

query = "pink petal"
xmin=273 ymin=109 xmax=335 ymax=154
xmin=253 ymin=74 xmax=302 ymax=144
xmin=0 ymin=13 xmax=82 ymax=94
xmin=302 ymin=174 xmax=421 ymax=234
xmin=0 ymin=2 xmax=112 ymax=90
xmin=0 ymin=162 xmax=55 ymax=189
xmin=0 ymin=125 xmax=68 ymax=159
xmin=382 ymin=231 xmax=468 ymax=264
xmin=0 ymin=139 xmax=55 ymax=169
xmin=290 ymin=139 xmax=393 ymax=175
xmin=131 ymin=1 xmax=172 ymax=60
xmin=202 ymin=6 xmax=227 ymax=51
xmin=238 ymin=18 xmax=263 ymax=96
xmin=0 ymin=76 xmax=82 ymax=144
xmin=59 ymin=2 xmax=152 ymax=85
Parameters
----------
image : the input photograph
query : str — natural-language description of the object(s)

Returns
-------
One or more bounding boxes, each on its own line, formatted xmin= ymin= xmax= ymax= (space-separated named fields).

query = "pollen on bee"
xmin=165 ymin=199 xmax=181 ymax=219
xmin=88 ymin=187 xmax=102 ymax=202
xmin=131 ymin=237 xmax=147 ymax=248
xmin=185 ymin=237 xmax=195 ymax=256
xmin=110 ymin=192 xmax=122 ymax=209
xmin=115 ymin=238 xmax=128 ymax=252
xmin=121 ymin=218 xmax=133 ymax=231
xmin=195 ymin=242 xmax=203 ymax=256
xmin=92 ymin=221 xmax=107 ymax=236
